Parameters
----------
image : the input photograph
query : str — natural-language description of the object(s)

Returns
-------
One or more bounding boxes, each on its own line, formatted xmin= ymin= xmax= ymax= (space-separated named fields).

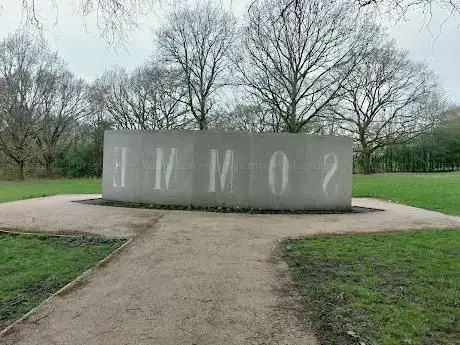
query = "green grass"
xmin=353 ymin=172 xmax=460 ymax=216
xmin=284 ymin=229 xmax=460 ymax=345
xmin=0 ymin=232 xmax=125 ymax=329
xmin=0 ymin=178 xmax=101 ymax=203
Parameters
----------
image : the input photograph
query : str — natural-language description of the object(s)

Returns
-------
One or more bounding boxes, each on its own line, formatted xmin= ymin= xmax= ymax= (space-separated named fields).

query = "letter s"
xmin=322 ymin=153 xmax=339 ymax=197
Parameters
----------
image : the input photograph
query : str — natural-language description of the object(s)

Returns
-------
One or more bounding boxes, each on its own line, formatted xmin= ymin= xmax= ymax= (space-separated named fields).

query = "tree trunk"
xmin=199 ymin=120 xmax=206 ymax=130
xmin=198 ymin=99 xmax=207 ymax=130
xmin=45 ymin=160 xmax=53 ymax=178
xmin=361 ymin=151 xmax=372 ymax=175
xmin=18 ymin=161 xmax=25 ymax=181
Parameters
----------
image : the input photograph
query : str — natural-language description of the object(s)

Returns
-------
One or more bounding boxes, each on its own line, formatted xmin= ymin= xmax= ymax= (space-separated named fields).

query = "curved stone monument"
xmin=102 ymin=130 xmax=353 ymax=211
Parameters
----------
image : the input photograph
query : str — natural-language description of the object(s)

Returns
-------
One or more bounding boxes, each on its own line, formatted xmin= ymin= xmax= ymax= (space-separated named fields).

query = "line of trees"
xmin=371 ymin=107 xmax=460 ymax=172
xmin=0 ymin=0 xmax=457 ymax=179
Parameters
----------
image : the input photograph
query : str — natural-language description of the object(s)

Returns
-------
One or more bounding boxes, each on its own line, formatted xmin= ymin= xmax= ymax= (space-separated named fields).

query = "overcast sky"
xmin=0 ymin=0 xmax=459 ymax=103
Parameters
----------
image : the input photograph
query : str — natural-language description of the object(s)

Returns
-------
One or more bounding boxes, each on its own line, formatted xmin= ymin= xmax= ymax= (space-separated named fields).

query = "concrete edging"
xmin=0 ymin=232 xmax=133 ymax=337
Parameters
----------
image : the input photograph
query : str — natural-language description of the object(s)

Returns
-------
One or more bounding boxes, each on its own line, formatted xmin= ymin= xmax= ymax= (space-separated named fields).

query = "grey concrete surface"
xmin=103 ymin=130 xmax=353 ymax=210
xmin=1 ymin=195 xmax=459 ymax=345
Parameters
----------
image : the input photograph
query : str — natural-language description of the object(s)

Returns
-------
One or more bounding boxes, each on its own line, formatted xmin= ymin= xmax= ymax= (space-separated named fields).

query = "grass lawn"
xmin=284 ymin=229 xmax=460 ymax=345
xmin=0 ymin=179 xmax=101 ymax=203
xmin=353 ymin=172 xmax=460 ymax=216
xmin=0 ymin=232 xmax=125 ymax=330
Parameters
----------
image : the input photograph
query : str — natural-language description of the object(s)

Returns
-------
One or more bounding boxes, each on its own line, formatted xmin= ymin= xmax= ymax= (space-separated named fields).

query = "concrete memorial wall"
xmin=102 ymin=130 xmax=353 ymax=211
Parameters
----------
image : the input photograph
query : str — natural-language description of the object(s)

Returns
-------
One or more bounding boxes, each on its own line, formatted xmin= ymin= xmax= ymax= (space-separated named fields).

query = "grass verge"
xmin=284 ymin=229 xmax=460 ymax=345
xmin=353 ymin=172 xmax=460 ymax=216
xmin=0 ymin=232 xmax=125 ymax=330
xmin=0 ymin=179 xmax=101 ymax=203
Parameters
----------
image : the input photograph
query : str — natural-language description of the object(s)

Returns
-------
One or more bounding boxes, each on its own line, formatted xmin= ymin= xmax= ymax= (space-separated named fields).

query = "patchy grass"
xmin=0 ymin=232 xmax=125 ymax=329
xmin=284 ymin=229 xmax=460 ymax=345
xmin=0 ymin=179 xmax=101 ymax=203
xmin=353 ymin=172 xmax=460 ymax=216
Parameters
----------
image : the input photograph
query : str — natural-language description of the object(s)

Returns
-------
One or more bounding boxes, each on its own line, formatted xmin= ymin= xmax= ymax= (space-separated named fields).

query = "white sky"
xmin=0 ymin=0 xmax=459 ymax=103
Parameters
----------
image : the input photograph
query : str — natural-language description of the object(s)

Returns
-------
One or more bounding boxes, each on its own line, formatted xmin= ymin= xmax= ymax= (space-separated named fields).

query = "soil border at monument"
xmin=77 ymin=198 xmax=383 ymax=214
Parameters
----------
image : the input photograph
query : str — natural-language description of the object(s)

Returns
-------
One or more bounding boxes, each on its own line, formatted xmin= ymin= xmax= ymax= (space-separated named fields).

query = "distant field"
xmin=0 ymin=179 xmax=101 ymax=203
xmin=353 ymin=172 xmax=460 ymax=216
xmin=284 ymin=229 xmax=460 ymax=345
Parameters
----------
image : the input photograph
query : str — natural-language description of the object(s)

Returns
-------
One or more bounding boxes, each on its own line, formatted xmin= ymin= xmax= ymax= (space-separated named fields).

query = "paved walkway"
xmin=1 ymin=196 xmax=459 ymax=345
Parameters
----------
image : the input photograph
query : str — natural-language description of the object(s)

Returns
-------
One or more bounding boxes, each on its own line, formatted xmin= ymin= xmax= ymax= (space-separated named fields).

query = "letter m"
xmin=154 ymin=148 xmax=177 ymax=191
xmin=208 ymin=149 xmax=235 ymax=193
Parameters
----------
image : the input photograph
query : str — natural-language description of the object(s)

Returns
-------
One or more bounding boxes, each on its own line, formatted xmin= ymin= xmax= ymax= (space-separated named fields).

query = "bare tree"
xmin=143 ymin=65 xmax=192 ymax=130
xmin=249 ymin=0 xmax=460 ymax=23
xmin=157 ymin=2 xmax=236 ymax=130
xmin=214 ymin=101 xmax=282 ymax=132
xmin=35 ymin=71 xmax=89 ymax=176
xmin=98 ymin=68 xmax=141 ymax=129
xmin=15 ymin=0 xmax=157 ymax=42
xmin=0 ymin=31 xmax=63 ymax=180
xmin=357 ymin=0 xmax=460 ymax=18
xmin=330 ymin=40 xmax=440 ymax=174
xmin=14 ymin=0 xmax=460 ymax=45
xmin=80 ymin=81 xmax=114 ymax=176
xmin=99 ymin=63 xmax=190 ymax=130
xmin=237 ymin=0 xmax=375 ymax=133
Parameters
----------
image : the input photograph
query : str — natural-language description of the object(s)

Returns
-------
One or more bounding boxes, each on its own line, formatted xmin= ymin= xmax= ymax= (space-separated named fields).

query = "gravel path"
xmin=1 ymin=196 xmax=459 ymax=345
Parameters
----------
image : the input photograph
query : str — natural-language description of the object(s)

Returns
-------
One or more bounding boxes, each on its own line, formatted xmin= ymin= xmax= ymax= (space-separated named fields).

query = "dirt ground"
xmin=1 ymin=195 xmax=459 ymax=345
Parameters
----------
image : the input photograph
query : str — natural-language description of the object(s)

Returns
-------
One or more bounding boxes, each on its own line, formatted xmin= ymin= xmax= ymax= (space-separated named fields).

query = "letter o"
xmin=269 ymin=151 xmax=289 ymax=196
